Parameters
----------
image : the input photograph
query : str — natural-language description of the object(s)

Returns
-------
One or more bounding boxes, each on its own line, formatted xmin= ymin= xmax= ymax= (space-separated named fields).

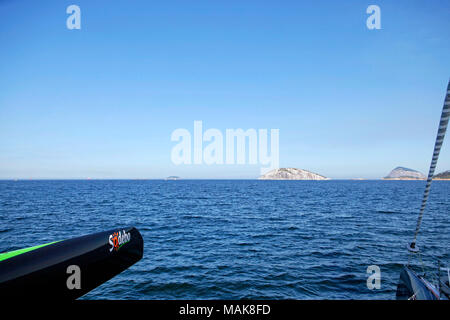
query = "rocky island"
xmin=259 ymin=168 xmax=329 ymax=180
xmin=383 ymin=167 xmax=426 ymax=180
xmin=434 ymin=170 xmax=450 ymax=180
xmin=165 ymin=176 xmax=181 ymax=180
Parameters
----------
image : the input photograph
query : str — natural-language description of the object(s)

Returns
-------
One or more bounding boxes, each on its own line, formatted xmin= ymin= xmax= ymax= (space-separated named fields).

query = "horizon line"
xmin=0 ymin=178 xmax=436 ymax=181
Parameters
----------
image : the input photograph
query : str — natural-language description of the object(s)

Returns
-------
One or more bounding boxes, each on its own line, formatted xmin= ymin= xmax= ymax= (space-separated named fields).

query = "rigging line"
xmin=409 ymin=80 xmax=450 ymax=252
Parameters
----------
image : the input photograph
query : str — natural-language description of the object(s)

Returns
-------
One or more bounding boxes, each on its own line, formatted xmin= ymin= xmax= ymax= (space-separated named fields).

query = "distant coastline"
xmin=2 ymin=177 xmax=449 ymax=181
xmin=383 ymin=178 xmax=426 ymax=180
xmin=3 ymin=168 xmax=449 ymax=181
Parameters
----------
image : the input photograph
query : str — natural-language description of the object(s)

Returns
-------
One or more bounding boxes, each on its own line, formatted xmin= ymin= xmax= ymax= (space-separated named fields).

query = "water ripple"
xmin=0 ymin=180 xmax=448 ymax=299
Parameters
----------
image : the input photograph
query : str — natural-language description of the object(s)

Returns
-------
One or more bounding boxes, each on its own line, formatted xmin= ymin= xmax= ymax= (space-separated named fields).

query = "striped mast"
xmin=408 ymin=80 xmax=450 ymax=254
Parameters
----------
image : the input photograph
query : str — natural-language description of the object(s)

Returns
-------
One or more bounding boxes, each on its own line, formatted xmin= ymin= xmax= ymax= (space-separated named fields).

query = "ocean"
xmin=0 ymin=180 xmax=448 ymax=299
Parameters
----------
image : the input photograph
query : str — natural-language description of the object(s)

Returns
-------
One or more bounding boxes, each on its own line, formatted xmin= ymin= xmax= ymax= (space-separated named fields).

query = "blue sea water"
xmin=0 ymin=180 xmax=448 ymax=300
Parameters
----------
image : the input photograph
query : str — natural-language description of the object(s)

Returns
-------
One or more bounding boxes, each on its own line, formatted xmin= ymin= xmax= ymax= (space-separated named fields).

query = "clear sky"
xmin=1 ymin=0 xmax=449 ymax=179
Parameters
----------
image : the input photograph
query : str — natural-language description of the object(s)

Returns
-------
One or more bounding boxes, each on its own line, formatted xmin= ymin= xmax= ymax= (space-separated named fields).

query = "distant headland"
xmin=434 ymin=170 xmax=450 ymax=180
xmin=259 ymin=168 xmax=328 ymax=180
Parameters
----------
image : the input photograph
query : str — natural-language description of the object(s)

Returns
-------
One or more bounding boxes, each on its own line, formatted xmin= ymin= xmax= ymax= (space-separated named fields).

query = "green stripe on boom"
xmin=0 ymin=241 xmax=60 ymax=262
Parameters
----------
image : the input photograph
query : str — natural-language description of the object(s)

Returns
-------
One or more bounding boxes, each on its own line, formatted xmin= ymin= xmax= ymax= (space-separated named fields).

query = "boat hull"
xmin=0 ymin=227 xmax=143 ymax=299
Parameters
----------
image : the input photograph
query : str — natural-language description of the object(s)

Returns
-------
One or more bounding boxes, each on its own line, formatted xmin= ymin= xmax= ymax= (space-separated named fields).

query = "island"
xmin=259 ymin=168 xmax=329 ymax=180
xmin=165 ymin=176 xmax=181 ymax=180
xmin=434 ymin=170 xmax=450 ymax=180
xmin=383 ymin=167 xmax=426 ymax=180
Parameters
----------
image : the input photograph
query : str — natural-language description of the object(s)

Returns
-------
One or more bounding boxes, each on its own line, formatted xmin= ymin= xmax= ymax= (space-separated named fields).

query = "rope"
xmin=409 ymin=80 xmax=450 ymax=251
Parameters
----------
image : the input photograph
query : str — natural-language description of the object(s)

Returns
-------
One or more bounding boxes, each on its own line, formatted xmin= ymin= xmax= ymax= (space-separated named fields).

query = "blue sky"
xmin=0 ymin=0 xmax=449 ymax=179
